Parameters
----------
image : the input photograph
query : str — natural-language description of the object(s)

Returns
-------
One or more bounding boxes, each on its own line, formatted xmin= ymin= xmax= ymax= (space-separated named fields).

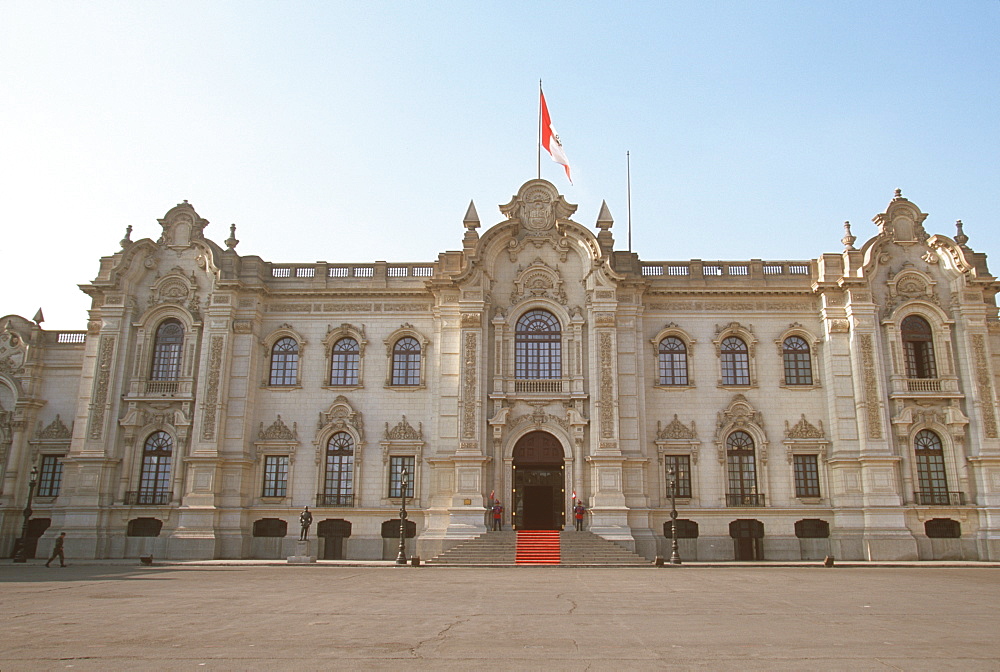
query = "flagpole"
xmin=627 ymin=151 xmax=633 ymax=253
xmin=537 ymin=80 xmax=542 ymax=179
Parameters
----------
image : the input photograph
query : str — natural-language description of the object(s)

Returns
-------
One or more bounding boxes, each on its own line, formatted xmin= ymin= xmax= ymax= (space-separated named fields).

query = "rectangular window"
xmin=262 ymin=456 xmax=289 ymax=497
xmin=388 ymin=456 xmax=415 ymax=498
xmin=37 ymin=455 xmax=64 ymax=497
xmin=663 ymin=455 xmax=692 ymax=498
xmin=793 ymin=455 xmax=821 ymax=498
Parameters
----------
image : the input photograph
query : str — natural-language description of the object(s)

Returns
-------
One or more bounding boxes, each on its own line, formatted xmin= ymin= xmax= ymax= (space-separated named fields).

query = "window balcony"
xmin=126 ymin=378 xmax=195 ymax=399
xmin=726 ymin=493 xmax=766 ymax=507
xmin=124 ymin=490 xmax=171 ymax=505
xmin=913 ymin=491 xmax=965 ymax=506
xmin=889 ymin=376 xmax=961 ymax=399
xmin=316 ymin=493 xmax=354 ymax=507
xmin=514 ymin=379 xmax=564 ymax=394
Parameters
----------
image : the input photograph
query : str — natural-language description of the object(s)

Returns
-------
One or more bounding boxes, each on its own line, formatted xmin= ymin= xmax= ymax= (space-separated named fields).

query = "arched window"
xmin=726 ymin=431 xmax=760 ymax=506
xmin=269 ymin=337 xmax=299 ymax=386
xmin=721 ymin=336 xmax=750 ymax=386
xmin=150 ymin=320 xmax=184 ymax=380
xmin=322 ymin=432 xmax=354 ymax=506
xmin=391 ymin=337 xmax=421 ymax=386
xmin=902 ymin=315 xmax=937 ymax=379
xmin=515 ymin=310 xmax=561 ymax=379
xmin=137 ymin=431 xmax=172 ymax=505
xmin=331 ymin=337 xmax=360 ymax=386
xmin=914 ymin=429 xmax=949 ymax=505
xmin=782 ymin=336 xmax=813 ymax=385
xmin=658 ymin=337 xmax=688 ymax=386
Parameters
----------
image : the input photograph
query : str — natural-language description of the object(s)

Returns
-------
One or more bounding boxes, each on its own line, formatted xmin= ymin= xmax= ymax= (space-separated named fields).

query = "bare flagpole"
xmin=627 ymin=151 xmax=633 ymax=253
xmin=537 ymin=80 xmax=542 ymax=179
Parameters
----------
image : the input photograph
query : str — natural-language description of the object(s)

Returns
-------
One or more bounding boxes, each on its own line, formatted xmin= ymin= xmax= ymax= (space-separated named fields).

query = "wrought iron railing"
xmin=316 ymin=493 xmax=354 ymax=507
xmin=125 ymin=490 xmax=171 ymax=505
xmin=914 ymin=491 xmax=965 ymax=506
xmin=726 ymin=493 xmax=766 ymax=507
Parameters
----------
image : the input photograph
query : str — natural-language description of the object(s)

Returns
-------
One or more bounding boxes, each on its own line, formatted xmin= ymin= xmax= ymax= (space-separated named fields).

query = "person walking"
xmin=491 ymin=500 xmax=504 ymax=531
xmin=573 ymin=501 xmax=586 ymax=531
xmin=45 ymin=532 xmax=66 ymax=567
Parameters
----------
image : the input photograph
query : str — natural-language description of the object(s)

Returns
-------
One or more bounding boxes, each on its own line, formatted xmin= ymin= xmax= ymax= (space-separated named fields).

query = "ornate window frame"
xmin=713 ymin=322 xmax=757 ymax=389
xmin=907 ymin=424 xmax=964 ymax=506
xmin=775 ymin=324 xmax=822 ymax=389
xmin=253 ymin=415 xmax=299 ymax=503
xmin=323 ymin=323 xmax=367 ymax=390
xmin=384 ymin=324 xmax=429 ymax=390
xmin=654 ymin=414 xmax=700 ymax=505
xmin=884 ymin=300 xmax=956 ymax=384
xmin=650 ymin=324 xmax=696 ymax=389
xmin=380 ymin=415 xmax=424 ymax=506
xmin=313 ymin=396 xmax=365 ymax=506
xmin=782 ymin=414 xmax=830 ymax=503
xmin=261 ymin=324 xmax=306 ymax=390
xmin=714 ymin=395 xmax=769 ymax=506
xmin=28 ymin=414 xmax=74 ymax=501
xmin=131 ymin=304 xmax=200 ymax=397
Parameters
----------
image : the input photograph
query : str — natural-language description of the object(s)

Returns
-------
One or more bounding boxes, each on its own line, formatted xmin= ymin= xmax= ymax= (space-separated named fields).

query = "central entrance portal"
xmin=512 ymin=431 xmax=566 ymax=530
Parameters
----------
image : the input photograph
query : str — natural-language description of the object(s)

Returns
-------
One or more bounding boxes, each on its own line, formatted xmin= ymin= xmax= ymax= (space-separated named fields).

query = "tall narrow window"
xmin=389 ymin=455 xmax=415 ymax=498
xmin=150 ymin=319 xmax=184 ymax=380
xmin=331 ymin=337 xmax=360 ymax=386
xmin=262 ymin=455 xmax=289 ymax=497
xmin=658 ymin=337 xmax=688 ymax=386
xmin=721 ymin=336 xmax=750 ymax=386
xmin=782 ymin=336 xmax=813 ymax=385
xmin=391 ymin=337 xmax=421 ymax=386
xmin=902 ymin=315 xmax=937 ymax=378
xmin=322 ymin=433 xmax=354 ymax=506
xmin=793 ymin=455 xmax=820 ymax=497
xmin=664 ymin=455 xmax=692 ymax=498
xmin=37 ymin=455 xmax=64 ymax=498
xmin=515 ymin=310 xmax=561 ymax=379
xmin=915 ymin=429 xmax=948 ymax=504
xmin=269 ymin=338 xmax=299 ymax=386
xmin=726 ymin=431 xmax=759 ymax=505
xmin=138 ymin=431 xmax=173 ymax=504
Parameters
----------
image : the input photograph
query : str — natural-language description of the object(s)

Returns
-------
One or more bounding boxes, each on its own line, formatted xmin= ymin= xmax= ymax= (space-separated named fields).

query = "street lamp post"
xmin=13 ymin=466 xmax=39 ymax=563
xmin=395 ymin=467 xmax=409 ymax=565
xmin=667 ymin=466 xmax=682 ymax=565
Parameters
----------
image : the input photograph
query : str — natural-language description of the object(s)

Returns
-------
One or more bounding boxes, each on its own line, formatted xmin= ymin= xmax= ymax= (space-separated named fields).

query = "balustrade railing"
xmin=514 ymin=379 xmax=564 ymax=394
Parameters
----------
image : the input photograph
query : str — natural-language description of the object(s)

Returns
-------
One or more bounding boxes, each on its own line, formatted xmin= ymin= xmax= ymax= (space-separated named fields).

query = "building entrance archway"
xmin=512 ymin=431 xmax=566 ymax=530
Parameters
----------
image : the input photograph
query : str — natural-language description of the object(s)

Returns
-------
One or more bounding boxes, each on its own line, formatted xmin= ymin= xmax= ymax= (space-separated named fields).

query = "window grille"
xmin=262 ymin=456 xmax=289 ymax=497
xmin=783 ymin=336 xmax=813 ymax=385
xmin=269 ymin=337 xmax=299 ymax=386
xmin=793 ymin=455 xmax=820 ymax=497
xmin=330 ymin=337 xmax=360 ymax=386
xmin=658 ymin=337 xmax=688 ymax=386
xmin=37 ymin=455 xmax=64 ymax=497
xmin=391 ymin=337 xmax=421 ymax=385
xmin=515 ymin=310 xmax=561 ymax=380
xmin=721 ymin=336 xmax=750 ymax=386
xmin=389 ymin=456 xmax=415 ymax=498
xmin=150 ymin=320 xmax=183 ymax=381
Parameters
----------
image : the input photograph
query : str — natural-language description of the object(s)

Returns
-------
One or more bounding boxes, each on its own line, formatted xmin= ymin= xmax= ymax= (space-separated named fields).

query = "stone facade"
xmin=2 ymin=181 xmax=999 ymax=562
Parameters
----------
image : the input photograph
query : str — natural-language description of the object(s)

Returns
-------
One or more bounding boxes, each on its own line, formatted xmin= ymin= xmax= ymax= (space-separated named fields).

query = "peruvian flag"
xmin=540 ymin=89 xmax=572 ymax=184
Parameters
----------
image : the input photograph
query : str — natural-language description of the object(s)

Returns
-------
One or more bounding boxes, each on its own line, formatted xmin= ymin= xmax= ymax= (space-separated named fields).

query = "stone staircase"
xmin=426 ymin=530 xmax=650 ymax=566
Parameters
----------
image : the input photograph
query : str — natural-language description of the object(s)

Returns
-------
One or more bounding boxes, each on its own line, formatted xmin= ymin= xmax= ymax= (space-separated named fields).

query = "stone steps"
xmin=427 ymin=529 xmax=650 ymax=566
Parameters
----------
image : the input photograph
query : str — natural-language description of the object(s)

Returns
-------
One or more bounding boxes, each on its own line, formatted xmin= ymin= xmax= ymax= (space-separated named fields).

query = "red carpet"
xmin=515 ymin=530 xmax=561 ymax=565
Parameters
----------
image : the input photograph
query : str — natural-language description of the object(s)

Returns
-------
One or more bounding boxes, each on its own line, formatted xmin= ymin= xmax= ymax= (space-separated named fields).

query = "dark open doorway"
xmin=512 ymin=431 xmax=565 ymax=530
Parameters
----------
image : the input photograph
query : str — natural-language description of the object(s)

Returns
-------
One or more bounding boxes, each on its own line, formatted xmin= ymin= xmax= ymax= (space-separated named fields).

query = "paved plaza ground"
xmin=1 ymin=563 xmax=999 ymax=670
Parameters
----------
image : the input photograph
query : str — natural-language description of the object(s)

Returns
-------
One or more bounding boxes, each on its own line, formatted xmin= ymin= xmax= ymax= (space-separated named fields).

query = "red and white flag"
xmin=489 ymin=489 xmax=495 ymax=502
xmin=571 ymin=489 xmax=577 ymax=502
xmin=540 ymin=89 xmax=572 ymax=184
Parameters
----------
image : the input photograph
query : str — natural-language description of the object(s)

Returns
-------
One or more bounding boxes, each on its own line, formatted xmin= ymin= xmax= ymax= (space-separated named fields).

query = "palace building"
xmin=2 ymin=179 xmax=999 ymax=562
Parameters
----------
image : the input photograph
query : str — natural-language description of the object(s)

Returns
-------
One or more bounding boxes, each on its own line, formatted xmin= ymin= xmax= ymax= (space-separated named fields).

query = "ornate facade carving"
xmin=258 ymin=415 xmax=297 ymax=441
xmin=384 ymin=415 xmax=422 ymax=441
xmin=36 ymin=415 xmax=72 ymax=440
xmin=784 ymin=415 xmax=824 ymax=439
xmin=317 ymin=396 xmax=365 ymax=441
xmin=87 ymin=335 xmax=116 ymax=440
xmin=201 ymin=335 xmax=224 ymax=441
xmin=972 ymin=334 xmax=998 ymax=438
xmin=859 ymin=334 xmax=883 ymax=439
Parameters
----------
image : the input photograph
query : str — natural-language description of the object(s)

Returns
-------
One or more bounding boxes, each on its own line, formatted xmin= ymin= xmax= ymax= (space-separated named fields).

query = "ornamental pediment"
xmin=657 ymin=414 xmax=698 ymax=441
xmin=384 ymin=415 xmax=422 ymax=440
xmin=258 ymin=415 xmax=297 ymax=441
xmin=317 ymin=396 xmax=364 ymax=441
xmin=510 ymin=258 xmax=568 ymax=306
xmin=784 ymin=414 xmax=824 ymax=440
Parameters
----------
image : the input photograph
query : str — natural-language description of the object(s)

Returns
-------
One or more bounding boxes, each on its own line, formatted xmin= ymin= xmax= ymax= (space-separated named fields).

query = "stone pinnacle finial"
xmin=33 ymin=308 xmax=44 ymax=325
xmin=841 ymin=221 xmax=856 ymax=251
xmin=893 ymin=188 xmax=903 ymax=200
xmin=595 ymin=200 xmax=614 ymax=231
xmin=954 ymin=220 xmax=968 ymax=247
xmin=225 ymin=223 xmax=239 ymax=250
xmin=463 ymin=200 xmax=480 ymax=230
xmin=120 ymin=224 xmax=133 ymax=248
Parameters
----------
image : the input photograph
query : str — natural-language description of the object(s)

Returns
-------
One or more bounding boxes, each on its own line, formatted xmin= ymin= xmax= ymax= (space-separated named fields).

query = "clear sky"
xmin=2 ymin=1 xmax=998 ymax=329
